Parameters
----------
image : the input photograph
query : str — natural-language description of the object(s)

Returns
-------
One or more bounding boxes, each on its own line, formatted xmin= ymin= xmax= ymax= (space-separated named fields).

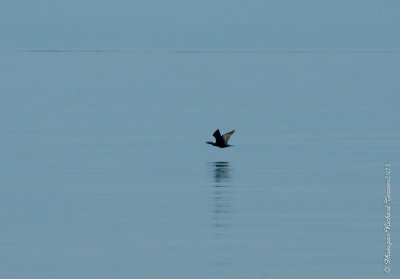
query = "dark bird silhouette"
xmin=206 ymin=129 xmax=235 ymax=148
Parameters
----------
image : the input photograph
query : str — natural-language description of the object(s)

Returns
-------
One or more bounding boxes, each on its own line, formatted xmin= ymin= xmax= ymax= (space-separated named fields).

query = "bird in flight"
xmin=205 ymin=129 xmax=235 ymax=148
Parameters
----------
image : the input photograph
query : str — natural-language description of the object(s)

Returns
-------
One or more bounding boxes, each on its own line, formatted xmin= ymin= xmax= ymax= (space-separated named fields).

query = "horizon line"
xmin=1 ymin=48 xmax=400 ymax=54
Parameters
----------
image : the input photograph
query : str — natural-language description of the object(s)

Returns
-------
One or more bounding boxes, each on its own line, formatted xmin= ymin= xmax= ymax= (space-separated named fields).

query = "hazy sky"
xmin=1 ymin=0 xmax=399 ymax=50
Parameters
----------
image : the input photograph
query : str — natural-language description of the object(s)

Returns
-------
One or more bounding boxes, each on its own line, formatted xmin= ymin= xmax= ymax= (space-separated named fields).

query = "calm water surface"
xmin=0 ymin=51 xmax=399 ymax=278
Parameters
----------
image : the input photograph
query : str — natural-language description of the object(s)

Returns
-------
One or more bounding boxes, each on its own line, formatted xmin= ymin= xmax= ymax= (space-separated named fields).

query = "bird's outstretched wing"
xmin=222 ymin=130 xmax=235 ymax=144
xmin=213 ymin=129 xmax=225 ymax=145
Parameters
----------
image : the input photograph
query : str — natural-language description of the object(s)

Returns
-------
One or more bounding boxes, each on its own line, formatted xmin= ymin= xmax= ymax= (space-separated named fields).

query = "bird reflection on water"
xmin=213 ymin=161 xmax=231 ymax=183
xmin=212 ymin=162 xmax=232 ymax=222
xmin=208 ymin=161 xmax=234 ymax=267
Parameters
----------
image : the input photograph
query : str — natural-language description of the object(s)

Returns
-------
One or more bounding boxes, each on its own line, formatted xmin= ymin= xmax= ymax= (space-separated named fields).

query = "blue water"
xmin=0 ymin=50 xmax=399 ymax=278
